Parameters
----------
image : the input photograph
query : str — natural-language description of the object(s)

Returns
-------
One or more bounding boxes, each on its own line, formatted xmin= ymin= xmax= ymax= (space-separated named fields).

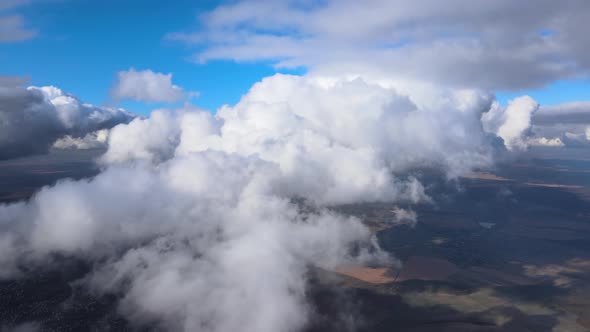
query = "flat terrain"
xmin=0 ymin=149 xmax=102 ymax=202
xmin=319 ymin=147 xmax=590 ymax=331
xmin=1 ymin=147 xmax=590 ymax=331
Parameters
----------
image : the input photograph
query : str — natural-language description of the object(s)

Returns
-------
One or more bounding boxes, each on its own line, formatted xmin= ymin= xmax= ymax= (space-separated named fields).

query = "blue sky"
xmin=496 ymin=80 xmax=590 ymax=106
xmin=0 ymin=0 xmax=303 ymax=113
xmin=1 ymin=0 xmax=588 ymax=114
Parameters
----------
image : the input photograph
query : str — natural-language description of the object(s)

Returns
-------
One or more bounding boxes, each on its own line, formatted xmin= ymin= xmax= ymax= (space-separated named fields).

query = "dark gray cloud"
xmin=0 ymin=75 xmax=28 ymax=87
xmin=0 ymin=81 xmax=134 ymax=160
xmin=525 ymin=102 xmax=590 ymax=147
xmin=535 ymin=102 xmax=590 ymax=125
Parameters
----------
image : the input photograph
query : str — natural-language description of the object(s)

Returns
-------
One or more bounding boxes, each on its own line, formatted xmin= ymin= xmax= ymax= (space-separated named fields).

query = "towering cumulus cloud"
xmin=482 ymin=96 xmax=540 ymax=151
xmin=0 ymin=80 xmax=134 ymax=160
xmin=0 ymin=73 xmax=508 ymax=331
xmin=105 ymin=75 xmax=497 ymax=189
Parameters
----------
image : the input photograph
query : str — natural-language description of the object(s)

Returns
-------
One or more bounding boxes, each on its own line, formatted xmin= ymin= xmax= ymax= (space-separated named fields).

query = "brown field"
xmin=524 ymin=182 xmax=583 ymax=189
xmin=335 ymin=256 xmax=460 ymax=284
xmin=334 ymin=265 xmax=397 ymax=284
xmin=461 ymin=172 xmax=511 ymax=182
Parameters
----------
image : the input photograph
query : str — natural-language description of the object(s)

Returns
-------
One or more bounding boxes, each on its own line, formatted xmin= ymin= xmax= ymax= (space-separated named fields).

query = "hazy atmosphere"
xmin=1 ymin=1 xmax=590 ymax=331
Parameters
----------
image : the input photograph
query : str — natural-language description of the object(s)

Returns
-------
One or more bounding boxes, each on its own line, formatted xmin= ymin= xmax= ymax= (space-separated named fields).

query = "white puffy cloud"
xmin=169 ymin=0 xmax=590 ymax=90
xmin=104 ymin=74 xmax=498 ymax=203
xmin=0 ymin=73 xmax=511 ymax=331
xmin=1 ymin=150 xmax=379 ymax=332
xmin=102 ymin=110 xmax=181 ymax=164
xmin=482 ymin=96 xmax=539 ymax=151
xmin=3 ymin=1 xmax=587 ymax=328
xmin=52 ymin=129 xmax=110 ymax=150
xmin=111 ymin=68 xmax=196 ymax=103
xmin=527 ymin=137 xmax=565 ymax=147
xmin=0 ymin=82 xmax=134 ymax=160
xmin=169 ymin=0 xmax=590 ymax=149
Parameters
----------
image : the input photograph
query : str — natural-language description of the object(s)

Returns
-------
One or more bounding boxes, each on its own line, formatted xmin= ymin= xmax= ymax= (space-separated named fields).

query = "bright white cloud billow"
xmin=104 ymin=74 xmax=498 ymax=202
xmin=482 ymin=96 xmax=539 ymax=151
xmin=0 ymin=73 xmax=509 ymax=331
xmin=111 ymin=68 xmax=196 ymax=103
xmin=1 ymin=146 xmax=380 ymax=332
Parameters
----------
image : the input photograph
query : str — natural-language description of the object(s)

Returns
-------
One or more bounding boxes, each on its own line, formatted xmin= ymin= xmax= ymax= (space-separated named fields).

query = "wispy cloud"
xmin=0 ymin=0 xmax=36 ymax=43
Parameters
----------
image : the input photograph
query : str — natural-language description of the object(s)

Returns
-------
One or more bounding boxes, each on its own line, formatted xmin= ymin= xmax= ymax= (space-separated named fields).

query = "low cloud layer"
xmin=0 ymin=81 xmax=134 ymax=160
xmin=1 ymin=151 xmax=381 ymax=330
xmin=0 ymin=73 xmax=515 ymax=331
xmin=111 ymin=68 xmax=197 ymax=103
